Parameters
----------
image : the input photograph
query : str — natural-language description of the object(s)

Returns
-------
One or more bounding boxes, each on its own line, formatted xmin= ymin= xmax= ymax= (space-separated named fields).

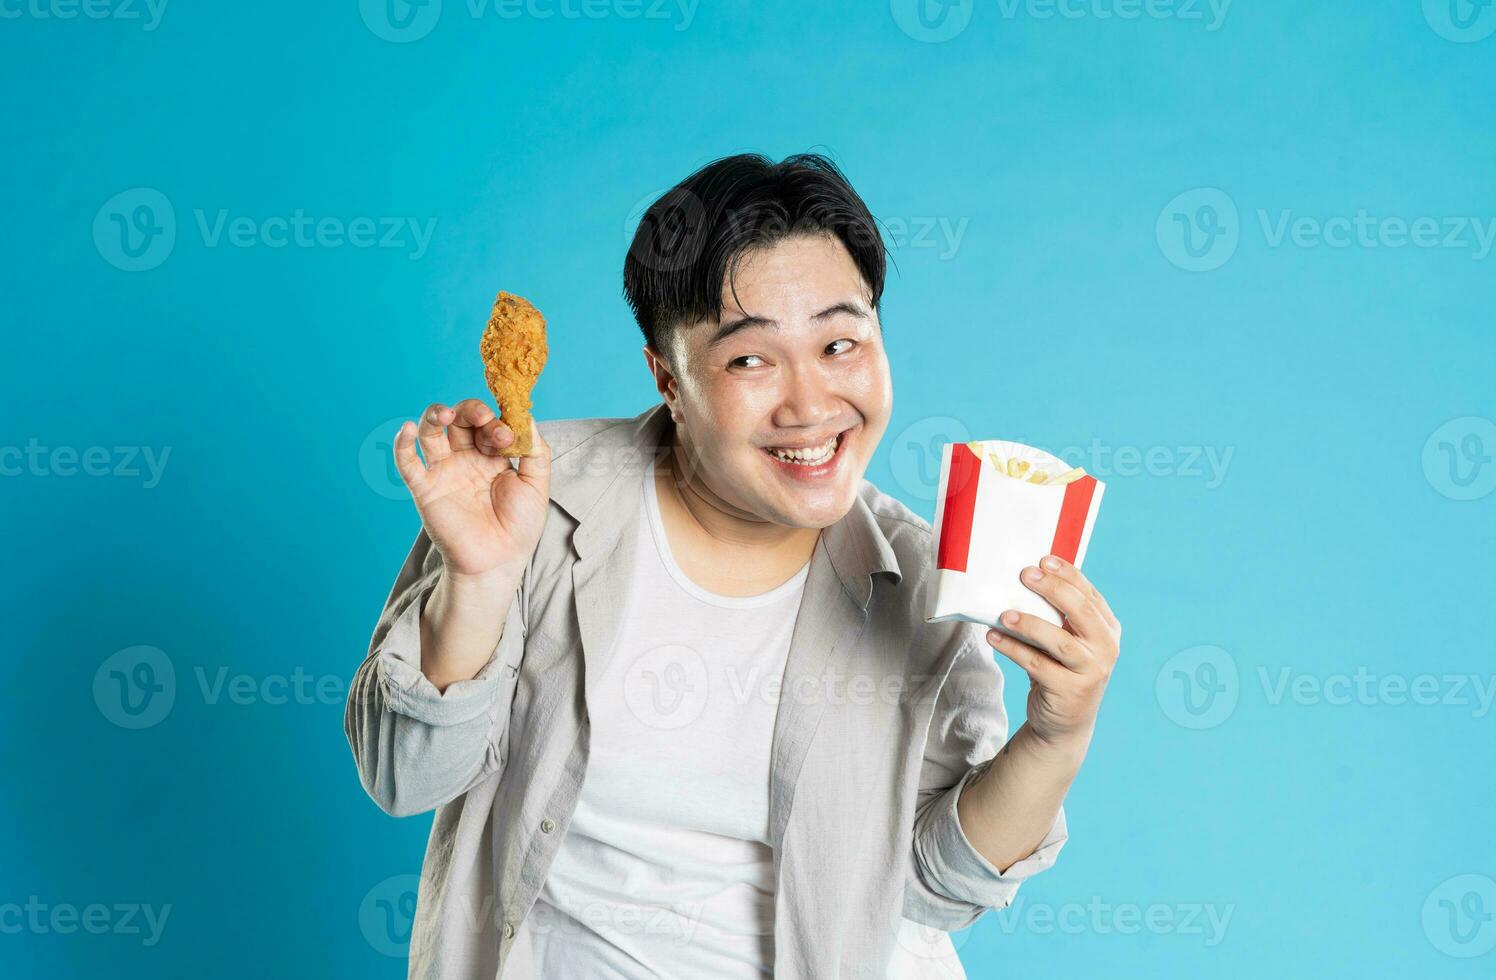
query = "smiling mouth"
xmin=761 ymin=429 xmax=847 ymax=467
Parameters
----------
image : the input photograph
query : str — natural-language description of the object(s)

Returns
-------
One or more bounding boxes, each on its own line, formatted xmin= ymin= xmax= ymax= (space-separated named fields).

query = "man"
xmin=345 ymin=152 xmax=1122 ymax=979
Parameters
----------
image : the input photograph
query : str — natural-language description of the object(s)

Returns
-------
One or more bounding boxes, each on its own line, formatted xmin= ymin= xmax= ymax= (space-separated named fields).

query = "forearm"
xmin=419 ymin=568 xmax=520 ymax=692
xmin=955 ymin=722 xmax=1089 ymax=873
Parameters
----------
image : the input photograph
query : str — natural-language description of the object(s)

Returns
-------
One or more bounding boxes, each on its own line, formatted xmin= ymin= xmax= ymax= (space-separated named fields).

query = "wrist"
xmin=441 ymin=564 xmax=522 ymax=597
xmin=427 ymin=567 xmax=521 ymax=632
xmin=1015 ymin=721 xmax=1093 ymax=770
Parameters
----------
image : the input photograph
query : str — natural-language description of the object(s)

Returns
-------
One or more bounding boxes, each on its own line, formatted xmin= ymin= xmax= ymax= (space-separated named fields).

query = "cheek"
xmin=845 ymin=354 xmax=893 ymax=414
xmin=699 ymin=376 xmax=778 ymax=429
xmin=682 ymin=381 xmax=770 ymax=458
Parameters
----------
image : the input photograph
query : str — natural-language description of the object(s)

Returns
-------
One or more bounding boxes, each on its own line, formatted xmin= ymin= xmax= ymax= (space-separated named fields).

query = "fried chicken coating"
xmin=479 ymin=291 xmax=548 ymax=457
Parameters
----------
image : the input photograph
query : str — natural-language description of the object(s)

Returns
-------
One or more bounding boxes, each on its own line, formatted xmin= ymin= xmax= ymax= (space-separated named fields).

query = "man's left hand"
xmin=985 ymin=555 xmax=1123 ymax=750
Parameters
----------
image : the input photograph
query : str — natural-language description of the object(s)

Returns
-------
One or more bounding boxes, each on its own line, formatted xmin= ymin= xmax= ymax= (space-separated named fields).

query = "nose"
xmin=772 ymin=360 xmax=842 ymax=432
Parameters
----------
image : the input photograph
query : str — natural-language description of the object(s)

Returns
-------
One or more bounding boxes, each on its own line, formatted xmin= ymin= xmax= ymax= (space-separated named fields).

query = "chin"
xmin=764 ymin=483 xmax=860 ymax=529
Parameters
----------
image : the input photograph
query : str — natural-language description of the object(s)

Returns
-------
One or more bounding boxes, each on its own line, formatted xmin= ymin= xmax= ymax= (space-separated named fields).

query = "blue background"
xmin=3 ymin=0 xmax=1494 ymax=976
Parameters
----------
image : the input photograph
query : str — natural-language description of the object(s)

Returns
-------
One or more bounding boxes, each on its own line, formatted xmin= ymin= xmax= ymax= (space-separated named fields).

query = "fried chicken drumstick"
xmin=479 ymin=291 xmax=548 ymax=457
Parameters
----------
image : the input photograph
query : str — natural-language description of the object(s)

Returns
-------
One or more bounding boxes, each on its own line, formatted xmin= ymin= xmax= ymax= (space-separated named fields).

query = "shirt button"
xmin=503 ymin=921 xmax=515 ymax=940
xmin=540 ymin=818 xmax=555 ymax=834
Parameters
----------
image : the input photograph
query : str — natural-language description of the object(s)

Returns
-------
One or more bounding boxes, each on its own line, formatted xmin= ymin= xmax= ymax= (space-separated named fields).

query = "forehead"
xmin=720 ymin=233 xmax=866 ymax=308
xmin=662 ymin=233 xmax=876 ymax=362
xmin=670 ymin=234 xmax=869 ymax=350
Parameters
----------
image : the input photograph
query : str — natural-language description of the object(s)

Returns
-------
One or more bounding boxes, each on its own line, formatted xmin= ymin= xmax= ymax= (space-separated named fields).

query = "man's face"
xmin=648 ymin=233 xmax=893 ymax=529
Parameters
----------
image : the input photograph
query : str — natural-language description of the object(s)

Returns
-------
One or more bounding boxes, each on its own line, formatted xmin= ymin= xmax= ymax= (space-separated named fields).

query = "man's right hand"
xmin=390 ymin=398 xmax=551 ymax=691
xmin=393 ymin=398 xmax=552 ymax=584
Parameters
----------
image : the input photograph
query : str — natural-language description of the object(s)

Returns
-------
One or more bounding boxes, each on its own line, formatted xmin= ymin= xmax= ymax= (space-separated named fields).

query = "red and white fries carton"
xmin=925 ymin=440 xmax=1105 ymax=647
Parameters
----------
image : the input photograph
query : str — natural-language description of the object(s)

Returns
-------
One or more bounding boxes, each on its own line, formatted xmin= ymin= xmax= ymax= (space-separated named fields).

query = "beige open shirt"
xmin=345 ymin=402 xmax=1068 ymax=979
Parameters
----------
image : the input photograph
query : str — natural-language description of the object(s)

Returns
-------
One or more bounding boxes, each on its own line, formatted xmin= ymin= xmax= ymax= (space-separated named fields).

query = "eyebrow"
xmin=706 ymin=301 xmax=868 ymax=349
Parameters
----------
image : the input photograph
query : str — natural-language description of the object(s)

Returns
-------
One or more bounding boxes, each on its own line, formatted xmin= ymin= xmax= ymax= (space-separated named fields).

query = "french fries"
xmin=968 ymin=442 xmax=1087 ymax=486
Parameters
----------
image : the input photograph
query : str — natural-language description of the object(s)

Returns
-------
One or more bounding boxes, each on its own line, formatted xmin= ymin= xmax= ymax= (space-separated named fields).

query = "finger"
xmin=391 ymin=421 xmax=429 ymax=495
xmin=476 ymin=419 xmax=515 ymax=457
xmin=514 ymin=418 xmax=551 ymax=485
xmin=1041 ymin=555 xmax=1120 ymax=629
xmin=996 ymin=610 xmax=1094 ymax=672
xmin=1019 ymin=564 xmax=1109 ymax=641
xmin=474 ymin=421 xmax=509 ymax=456
xmin=986 ymin=627 xmax=1068 ymax=685
xmin=1093 ymin=588 xmax=1120 ymax=631
xmin=448 ymin=398 xmax=497 ymax=452
xmin=417 ymin=404 xmax=455 ymax=464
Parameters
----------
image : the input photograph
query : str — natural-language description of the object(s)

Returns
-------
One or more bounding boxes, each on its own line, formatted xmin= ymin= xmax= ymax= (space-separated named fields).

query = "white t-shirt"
xmin=527 ymin=453 xmax=810 ymax=979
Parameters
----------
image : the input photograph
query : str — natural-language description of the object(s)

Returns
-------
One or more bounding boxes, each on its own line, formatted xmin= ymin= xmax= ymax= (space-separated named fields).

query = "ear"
xmin=642 ymin=344 xmax=680 ymax=416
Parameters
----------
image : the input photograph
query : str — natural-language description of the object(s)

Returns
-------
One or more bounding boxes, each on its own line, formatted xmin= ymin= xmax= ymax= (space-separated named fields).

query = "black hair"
xmin=622 ymin=152 xmax=889 ymax=357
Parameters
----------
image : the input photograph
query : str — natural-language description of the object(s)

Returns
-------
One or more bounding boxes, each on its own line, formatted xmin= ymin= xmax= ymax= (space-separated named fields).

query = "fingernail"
xmin=987 ymin=630 xmax=1003 ymax=644
xmin=1041 ymin=556 xmax=1062 ymax=571
xmin=1023 ymin=567 xmax=1043 ymax=583
xmin=1002 ymin=611 xmax=1019 ymax=625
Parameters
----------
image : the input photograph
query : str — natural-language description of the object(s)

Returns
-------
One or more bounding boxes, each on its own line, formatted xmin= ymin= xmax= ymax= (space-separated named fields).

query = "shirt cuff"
xmin=915 ymin=762 xmax=1070 ymax=912
xmin=374 ymin=583 xmax=524 ymax=727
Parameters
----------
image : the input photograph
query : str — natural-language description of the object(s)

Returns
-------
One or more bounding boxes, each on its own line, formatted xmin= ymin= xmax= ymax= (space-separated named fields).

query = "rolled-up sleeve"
xmin=904 ymin=628 xmax=1070 ymax=930
xmin=344 ymin=529 xmax=528 ymax=817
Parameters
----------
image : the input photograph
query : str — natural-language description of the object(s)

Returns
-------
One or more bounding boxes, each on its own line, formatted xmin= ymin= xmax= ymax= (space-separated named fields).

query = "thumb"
xmin=514 ymin=418 xmax=551 ymax=488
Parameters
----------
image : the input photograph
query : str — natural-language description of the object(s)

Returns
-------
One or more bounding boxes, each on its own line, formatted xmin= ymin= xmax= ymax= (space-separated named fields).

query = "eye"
xmin=729 ymin=354 xmax=765 ymax=369
xmin=826 ymin=338 xmax=856 ymax=356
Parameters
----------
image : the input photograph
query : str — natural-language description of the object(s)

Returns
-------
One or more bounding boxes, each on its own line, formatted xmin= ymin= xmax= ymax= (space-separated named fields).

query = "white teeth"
xmin=767 ymin=435 xmax=837 ymax=465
